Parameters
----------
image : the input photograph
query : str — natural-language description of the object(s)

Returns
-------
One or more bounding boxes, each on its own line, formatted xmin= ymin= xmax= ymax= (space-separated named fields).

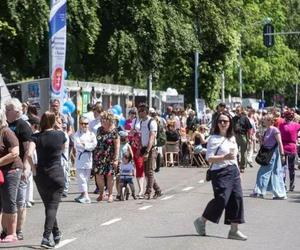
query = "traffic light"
xmin=263 ymin=23 xmax=275 ymax=47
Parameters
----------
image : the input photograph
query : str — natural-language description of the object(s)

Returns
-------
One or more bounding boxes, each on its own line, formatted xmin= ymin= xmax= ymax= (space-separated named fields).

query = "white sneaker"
xmin=78 ymin=197 xmax=91 ymax=204
xmin=228 ymin=230 xmax=248 ymax=241
xmin=194 ymin=218 xmax=206 ymax=236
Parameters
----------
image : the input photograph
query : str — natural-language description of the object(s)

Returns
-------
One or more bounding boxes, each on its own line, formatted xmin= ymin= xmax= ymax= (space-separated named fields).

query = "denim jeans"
xmin=0 ymin=168 xmax=22 ymax=213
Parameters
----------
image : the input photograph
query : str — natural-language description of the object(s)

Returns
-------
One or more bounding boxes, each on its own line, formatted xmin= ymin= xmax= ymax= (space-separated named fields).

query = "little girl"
xmin=119 ymin=153 xmax=136 ymax=200
xmin=131 ymin=132 xmax=144 ymax=198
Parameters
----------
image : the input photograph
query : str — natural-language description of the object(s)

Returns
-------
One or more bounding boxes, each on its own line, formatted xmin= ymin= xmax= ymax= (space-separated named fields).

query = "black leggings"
xmin=34 ymin=175 xmax=64 ymax=239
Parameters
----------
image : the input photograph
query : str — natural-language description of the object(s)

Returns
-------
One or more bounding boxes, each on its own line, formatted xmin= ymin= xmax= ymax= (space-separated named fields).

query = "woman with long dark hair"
xmin=194 ymin=111 xmax=247 ymax=241
xmin=31 ymin=111 xmax=66 ymax=248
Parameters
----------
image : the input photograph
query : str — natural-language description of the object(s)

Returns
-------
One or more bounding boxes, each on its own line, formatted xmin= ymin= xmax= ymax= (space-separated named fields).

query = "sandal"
xmin=1 ymin=234 xmax=18 ymax=243
xmin=107 ymin=195 xmax=113 ymax=203
xmin=144 ymin=193 xmax=151 ymax=200
xmin=96 ymin=195 xmax=103 ymax=202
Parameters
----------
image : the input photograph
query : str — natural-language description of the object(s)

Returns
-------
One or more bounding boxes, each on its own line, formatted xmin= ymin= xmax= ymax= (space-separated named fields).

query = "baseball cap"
xmin=119 ymin=130 xmax=128 ymax=137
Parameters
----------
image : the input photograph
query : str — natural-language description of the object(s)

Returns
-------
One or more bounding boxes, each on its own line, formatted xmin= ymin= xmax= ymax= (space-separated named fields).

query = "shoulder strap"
xmin=134 ymin=118 xmax=138 ymax=129
xmin=214 ymin=138 xmax=227 ymax=156
xmin=209 ymin=138 xmax=227 ymax=169
xmin=147 ymin=118 xmax=154 ymax=131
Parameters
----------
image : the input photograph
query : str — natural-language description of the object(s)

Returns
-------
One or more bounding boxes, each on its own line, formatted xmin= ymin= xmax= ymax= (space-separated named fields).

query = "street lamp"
xmin=238 ymin=45 xmax=243 ymax=101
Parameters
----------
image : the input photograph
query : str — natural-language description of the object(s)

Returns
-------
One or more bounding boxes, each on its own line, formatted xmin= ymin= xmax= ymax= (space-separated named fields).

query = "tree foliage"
xmin=0 ymin=0 xmax=299 ymax=107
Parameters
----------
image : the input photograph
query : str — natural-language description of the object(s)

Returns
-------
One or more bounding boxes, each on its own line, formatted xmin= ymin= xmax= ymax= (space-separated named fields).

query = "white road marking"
xmin=182 ymin=186 xmax=194 ymax=191
xmin=160 ymin=195 xmax=174 ymax=201
xmin=101 ymin=218 xmax=122 ymax=226
xmin=139 ymin=205 xmax=153 ymax=210
xmin=55 ymin=238 xmax=77 ymax=248
xmin=198 ymin=180 xmax=205 ymax=184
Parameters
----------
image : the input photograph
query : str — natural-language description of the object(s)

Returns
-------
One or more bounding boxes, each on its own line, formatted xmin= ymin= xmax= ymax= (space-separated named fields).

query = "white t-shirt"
xmin=206 ymin=135 xmax=238 ymax=171
xmin=89 ymin=118 xmax=101 ymax=135
xmin=131 ymin=117 xmax=141 ymax=131
xmin=140 ymin=117 xmax=157 ymax=147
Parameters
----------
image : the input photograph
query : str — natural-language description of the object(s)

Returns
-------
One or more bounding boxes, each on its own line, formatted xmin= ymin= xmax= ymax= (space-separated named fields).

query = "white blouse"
xmin=206 ymin=135 xmax=238 ymax=171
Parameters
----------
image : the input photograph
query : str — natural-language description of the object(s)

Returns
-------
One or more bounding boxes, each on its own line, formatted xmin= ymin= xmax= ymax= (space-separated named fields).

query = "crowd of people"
xmin=1 ymin=97 xmax=300 ymax=246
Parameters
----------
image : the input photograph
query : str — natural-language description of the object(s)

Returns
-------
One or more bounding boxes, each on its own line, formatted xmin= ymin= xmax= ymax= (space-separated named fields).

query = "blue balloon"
xmin=63 ymin=70 xmax=68 ymax=80
xmin=62 ymin=106 xmax=69 ymax=115
xmin=118 ymin=117 xmax=126 ymax=127
xmin=63 ymin=100 xmax=75 ymax=113
xmin=62 ymin=87 xmax=68 ymax=99
xmin=111 ymin=108 xmax=119 ymax=116
xmin=113 ymin=105 xmax=122 ymax=115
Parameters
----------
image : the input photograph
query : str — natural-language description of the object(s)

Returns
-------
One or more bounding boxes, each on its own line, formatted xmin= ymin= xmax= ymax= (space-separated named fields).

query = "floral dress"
xmin=93 ymin=127 xmax=119 ymax=175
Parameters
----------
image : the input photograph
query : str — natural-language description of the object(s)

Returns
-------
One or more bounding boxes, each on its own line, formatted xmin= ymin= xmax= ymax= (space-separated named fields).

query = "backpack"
xmin=233 ymin=116 xmax=241 ymax=133
xmin=143 ymin=118 xmax=166 ymax=147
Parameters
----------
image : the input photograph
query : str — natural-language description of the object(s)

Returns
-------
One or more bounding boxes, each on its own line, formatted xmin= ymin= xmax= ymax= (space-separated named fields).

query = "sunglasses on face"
xmin=218 ymin=119 xmax=230 ymax=124
xmin=80 ymin=122 xmax=89 ymax=125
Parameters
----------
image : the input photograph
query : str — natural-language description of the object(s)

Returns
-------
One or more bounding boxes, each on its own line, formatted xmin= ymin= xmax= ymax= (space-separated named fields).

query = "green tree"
xmin=235 ymin=0 xmax=299 ymax=106
xmin=0 ymin=0 xmax=48 ymax=81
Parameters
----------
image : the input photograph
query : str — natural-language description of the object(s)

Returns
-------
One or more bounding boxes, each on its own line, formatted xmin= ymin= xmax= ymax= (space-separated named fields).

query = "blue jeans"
xmin=254 ymin=148 xmax=286 ymax=198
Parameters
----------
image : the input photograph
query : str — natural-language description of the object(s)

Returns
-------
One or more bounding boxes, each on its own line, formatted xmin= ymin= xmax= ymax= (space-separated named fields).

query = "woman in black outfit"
xmin=30 ymin=111 xmax=66 ymax=248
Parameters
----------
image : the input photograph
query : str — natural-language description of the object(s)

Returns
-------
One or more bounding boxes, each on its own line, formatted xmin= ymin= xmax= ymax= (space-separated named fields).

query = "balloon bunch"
xmin=110 ymin=104 xmax=126 ymax=127
xmin=62 ymin=99 xmax=76 ymax=115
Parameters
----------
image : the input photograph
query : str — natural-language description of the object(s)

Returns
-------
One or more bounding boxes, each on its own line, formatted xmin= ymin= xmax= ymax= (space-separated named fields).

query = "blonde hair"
xmin=101 ymin=111 xmax=115 ymax=124
xmin=264 ymin=114 xmax=275 ymax=124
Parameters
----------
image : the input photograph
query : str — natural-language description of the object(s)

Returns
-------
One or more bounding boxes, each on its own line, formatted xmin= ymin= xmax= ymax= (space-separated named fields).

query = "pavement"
xmin=1 ymin=164 xmax=300 ymax=250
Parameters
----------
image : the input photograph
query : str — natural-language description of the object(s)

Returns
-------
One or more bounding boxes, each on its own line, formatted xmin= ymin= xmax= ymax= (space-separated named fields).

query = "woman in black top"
xmin=166 ymin=121 xmax=180 ymax=142
xmin=30 ymin=111 xmax=66 ymax=249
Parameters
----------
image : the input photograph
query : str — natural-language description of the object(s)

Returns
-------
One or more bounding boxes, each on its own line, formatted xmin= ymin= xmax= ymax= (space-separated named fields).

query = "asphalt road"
xmin=1 ymin=164 xmax=300 ymax=250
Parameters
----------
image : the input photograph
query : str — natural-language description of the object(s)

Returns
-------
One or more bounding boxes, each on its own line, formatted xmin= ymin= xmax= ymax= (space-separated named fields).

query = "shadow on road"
xmin=0 ymin=244 xmax=41 ymax=249
xmin=145 ymin=234 xmax=226 ymax=239
xmin=287 ymin=194 xmax=300 ymax=203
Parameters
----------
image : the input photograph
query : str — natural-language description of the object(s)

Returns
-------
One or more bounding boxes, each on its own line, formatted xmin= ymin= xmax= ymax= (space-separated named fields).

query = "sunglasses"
xmin=218 ymin=120 xmax=230 ymax=124
xmin=80 ymin=122 xmax=89 ymax=125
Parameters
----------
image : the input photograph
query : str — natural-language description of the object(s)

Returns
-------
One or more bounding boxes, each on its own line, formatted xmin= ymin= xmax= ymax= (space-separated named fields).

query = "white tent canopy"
xmin=0 ymin=74 xmax=11 ymax=108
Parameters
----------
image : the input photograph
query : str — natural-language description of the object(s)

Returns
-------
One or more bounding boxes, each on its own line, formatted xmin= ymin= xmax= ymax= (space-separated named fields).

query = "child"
xmin=116 ymin=131 xmax=133 ymax=200
xmin=119 ymin=153 xmax=136 ymax=200
xmin=131 ymin=132 xmax=144 ymax=198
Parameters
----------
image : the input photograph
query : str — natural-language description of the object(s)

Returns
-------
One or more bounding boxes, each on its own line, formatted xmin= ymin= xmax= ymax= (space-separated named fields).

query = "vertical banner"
xmin=49 ymin=0 xmax=67 ymax=101
xmin=82 ymin=91 xmax=91 ymax=113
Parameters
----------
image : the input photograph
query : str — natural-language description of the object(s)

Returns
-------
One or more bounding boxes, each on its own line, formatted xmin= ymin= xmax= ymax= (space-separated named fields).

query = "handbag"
xmin=206 ymin=138 xmax=227 ymax=182
xmin=0 ymin=170 xmax=4 ymax=185
xmin=255 ymin=144 xmax=277 ymax=166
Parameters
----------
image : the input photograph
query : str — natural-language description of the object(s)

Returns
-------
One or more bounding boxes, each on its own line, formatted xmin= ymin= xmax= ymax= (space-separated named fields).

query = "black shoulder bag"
xmin=255 ymin=130 xmax=277 ymax=166
xmin=206 ymin=138 xmax=227 ymax=182
xmin=255 ymin=144 xmax=277 ymax=166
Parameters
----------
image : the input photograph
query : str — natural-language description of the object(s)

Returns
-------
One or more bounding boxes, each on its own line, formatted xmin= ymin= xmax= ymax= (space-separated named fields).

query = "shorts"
xmin=120 ymin=177 xmax=134 ymax=185
xmin=0 ymin=168 xmax=22 ymax=214
xmin=17 ymin=178 xmax=28 ymax=209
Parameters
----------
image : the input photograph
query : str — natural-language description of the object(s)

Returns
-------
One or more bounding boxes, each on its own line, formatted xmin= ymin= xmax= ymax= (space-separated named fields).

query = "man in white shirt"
xmin=138 ymin=103 xmax=162 ymax=199
xmin=89 ymin=103 xmax=103 ymax=135
xmin=83 ymin=103 xmax=95 ymax=122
